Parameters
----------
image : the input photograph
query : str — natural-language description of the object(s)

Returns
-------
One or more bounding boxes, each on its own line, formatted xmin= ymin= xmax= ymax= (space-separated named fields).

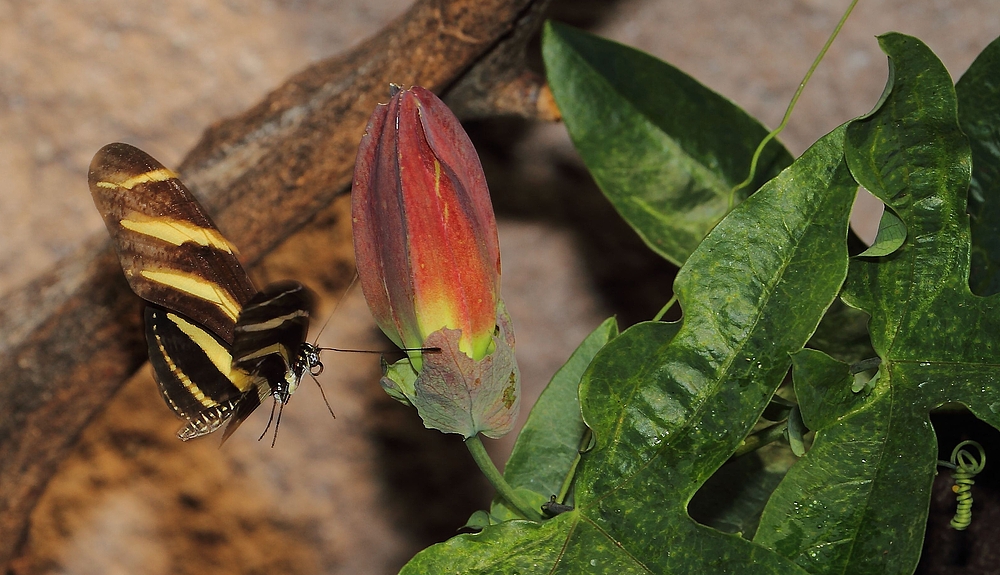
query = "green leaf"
xmin=399 ymin=122 xmax=856 ymax=574
xmin=542 ymin=21 xmax=794 ymax=266
xmin=756 ymin=379 xmax=908 ymax=575
xmin=853 ymin=370 xmax=879 ymax=395
xmin=958 ymin=35 xmax=1000 ymax=295
xmin=755 ymin=33 xmax=1000 ymax=575
xmin=789 ymin=349 xmax=866 ymax=436
xmin=462 ymin=510 xmax=493 ymax=532
xmin=491 ymin=317 xmax=621 ymax=521
xmin=856 ymin=207 xmax=905 ymax=257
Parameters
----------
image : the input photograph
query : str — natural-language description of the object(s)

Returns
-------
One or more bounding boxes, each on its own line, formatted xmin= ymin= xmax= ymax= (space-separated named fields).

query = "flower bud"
xmin=352 ymin=85 xmax=501 ymax=366
xmin=351 ymin=85 xmax=518 ymax=438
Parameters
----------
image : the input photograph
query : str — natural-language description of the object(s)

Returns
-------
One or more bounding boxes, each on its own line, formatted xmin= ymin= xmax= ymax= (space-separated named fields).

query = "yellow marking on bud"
xmin=120 ymin=217 xmax=237 ymax=254
xmin=432 ymin=160 xmax=451 ymax=221
xmin=434 ymin=160 xmax=441 ymax=196
xmin=142 ymin=270 xmax=241 ymax=322
xmin=95 ymin=168 xmax=178 ymax=190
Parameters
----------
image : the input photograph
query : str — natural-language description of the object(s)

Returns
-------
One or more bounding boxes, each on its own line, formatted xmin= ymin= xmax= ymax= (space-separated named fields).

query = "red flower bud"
xmin=352 ymin=85 xmax=501 ymax=364
xmin=351 ymin=86 xmax=518 ymax=439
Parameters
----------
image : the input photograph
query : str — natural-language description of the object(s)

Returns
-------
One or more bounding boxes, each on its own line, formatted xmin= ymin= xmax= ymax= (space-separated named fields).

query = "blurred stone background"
xmin=1 ymin=0 xmax=998 ymax=573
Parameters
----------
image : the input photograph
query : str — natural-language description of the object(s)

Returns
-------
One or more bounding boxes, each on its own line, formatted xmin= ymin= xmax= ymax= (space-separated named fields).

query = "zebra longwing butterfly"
xmin=90 ymin=142 xmax=322 ymax=442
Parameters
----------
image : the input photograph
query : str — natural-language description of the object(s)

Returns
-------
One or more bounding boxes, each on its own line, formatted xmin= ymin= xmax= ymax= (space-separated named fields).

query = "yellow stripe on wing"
xmin=94 ymin=167 xmax=178 ymax=190
xmin=166 ymin=312 xmax=234 ymax=377
xmin=120 ymin=216 xmax=238 ymax=254
xmin=142 ymin=270 xmax=242 ymax=322
xmin=166 ymin=313 xmax=257 ymax=393
xmin=236 ymin=309 xmax=309 ymax=332
xmin=153 ymin=317 xmax=220 ymax=409
xmin=235 ymin=342 xmax=291 ymax=365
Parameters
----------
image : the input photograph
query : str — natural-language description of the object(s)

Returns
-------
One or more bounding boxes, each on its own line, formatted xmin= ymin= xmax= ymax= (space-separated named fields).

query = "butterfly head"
xmin=276 ymin=342 xmax=324 ymax=404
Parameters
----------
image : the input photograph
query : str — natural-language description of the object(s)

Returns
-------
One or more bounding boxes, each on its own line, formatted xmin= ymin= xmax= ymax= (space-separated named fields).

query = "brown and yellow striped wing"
xmin=89 ymin=142 xmax=256 ymax=344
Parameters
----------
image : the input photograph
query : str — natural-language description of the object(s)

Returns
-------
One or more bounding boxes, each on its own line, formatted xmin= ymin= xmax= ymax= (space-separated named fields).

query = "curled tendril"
xmin=939 ymin=440 xmax=986 ymax=531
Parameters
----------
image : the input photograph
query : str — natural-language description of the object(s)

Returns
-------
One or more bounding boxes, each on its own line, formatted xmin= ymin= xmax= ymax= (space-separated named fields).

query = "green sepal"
xmin=381 ymin=356 xmax=417 ymax=406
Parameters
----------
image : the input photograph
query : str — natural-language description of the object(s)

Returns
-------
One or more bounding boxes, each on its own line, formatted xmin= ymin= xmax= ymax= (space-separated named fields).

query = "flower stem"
xmin=465 ymin=434 xmax=544 ymax=522
xmin=554 ymin=427 xmax=591 ymax=504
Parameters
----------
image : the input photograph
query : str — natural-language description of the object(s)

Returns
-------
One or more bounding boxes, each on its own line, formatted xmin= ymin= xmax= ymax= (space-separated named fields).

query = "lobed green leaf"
xmin=757 ymin=33 xmax=1000 ymax=575
xmin=574 ymin=125 xmax=854 ymax=572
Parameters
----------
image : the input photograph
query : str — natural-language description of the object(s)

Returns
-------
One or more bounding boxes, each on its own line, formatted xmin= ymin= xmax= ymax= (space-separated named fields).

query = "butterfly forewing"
xmin=89 ymin=143 xmax=256 ymax=344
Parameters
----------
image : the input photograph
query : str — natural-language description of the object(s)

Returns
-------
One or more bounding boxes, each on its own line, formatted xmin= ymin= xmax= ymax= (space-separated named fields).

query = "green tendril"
xmin=938 ymin=440 xmax=986 ymax=530
xmin=726 ymin=0 xmax=860 ymax=210
xmin=653 ymin=295 xmax=679 ymax=322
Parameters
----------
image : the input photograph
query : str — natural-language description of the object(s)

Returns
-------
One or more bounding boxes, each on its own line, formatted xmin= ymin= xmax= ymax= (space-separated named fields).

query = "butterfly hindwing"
xmin=233 ymin=280 xmax=316 ymax=401
xmin=89 ymin=142 xmax=256 ymax=344
xmin=145 ymin=305 xmax=262 ymax=440
xmin=219 ymin=382 xmax=269 ymax=444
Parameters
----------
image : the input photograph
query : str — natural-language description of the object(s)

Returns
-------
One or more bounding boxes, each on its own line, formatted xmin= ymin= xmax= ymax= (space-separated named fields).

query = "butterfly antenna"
xmin=259 ymin=399 xmax=277 ymax=443
xmin=312 ymin=272 xmax=360 ymax=344
xmin=312 ymin=273 xmax=441 ymax=357
xmin=315 ymin=346 xmax=441 ymax=355
xmin=309 ymin=372 xmax=337 ymax=419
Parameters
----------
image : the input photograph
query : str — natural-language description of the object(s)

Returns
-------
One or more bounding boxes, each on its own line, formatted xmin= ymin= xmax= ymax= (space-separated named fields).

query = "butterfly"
xmin=90 ymin=142 xmax=324 ymax=443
